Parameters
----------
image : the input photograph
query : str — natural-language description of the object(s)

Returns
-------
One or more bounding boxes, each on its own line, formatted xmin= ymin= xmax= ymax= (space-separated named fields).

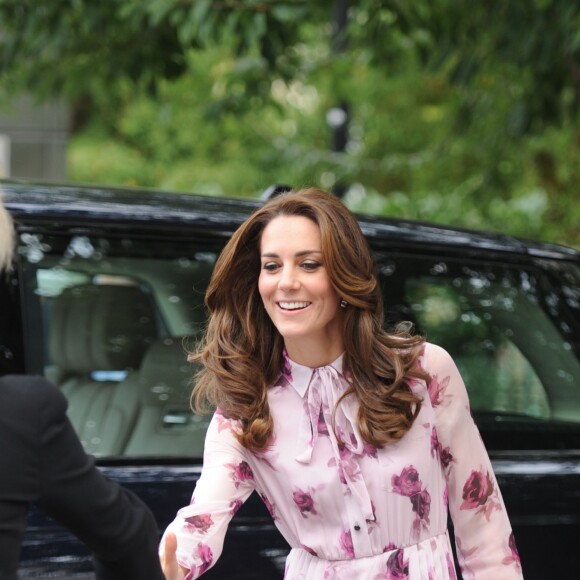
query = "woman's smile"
xmin=277 ymin=301 xmax=311 ymax=311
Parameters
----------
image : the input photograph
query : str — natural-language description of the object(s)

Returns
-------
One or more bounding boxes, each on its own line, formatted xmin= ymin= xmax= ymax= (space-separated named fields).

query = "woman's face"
xmin=258 ymin=215 xmax=344 ymax=363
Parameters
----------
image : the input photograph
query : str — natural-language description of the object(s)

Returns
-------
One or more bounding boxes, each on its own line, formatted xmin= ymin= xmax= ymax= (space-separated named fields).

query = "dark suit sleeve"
xmin=29 ymin=377 xmax=164 ymax=579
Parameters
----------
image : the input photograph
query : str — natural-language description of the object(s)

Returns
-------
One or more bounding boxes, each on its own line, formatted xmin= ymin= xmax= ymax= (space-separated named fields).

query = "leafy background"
xmin=1 ymin=0 xmax=578 ymax=247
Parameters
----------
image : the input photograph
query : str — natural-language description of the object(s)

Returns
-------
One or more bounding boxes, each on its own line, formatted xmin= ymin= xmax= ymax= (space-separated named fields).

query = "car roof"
xmin=2 ymin=179 xmax=579 ymax=261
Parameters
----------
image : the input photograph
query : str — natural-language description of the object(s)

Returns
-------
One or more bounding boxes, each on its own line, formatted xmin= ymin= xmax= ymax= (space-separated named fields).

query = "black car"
xmin=1 ymin=180 xmax=579 ymax=579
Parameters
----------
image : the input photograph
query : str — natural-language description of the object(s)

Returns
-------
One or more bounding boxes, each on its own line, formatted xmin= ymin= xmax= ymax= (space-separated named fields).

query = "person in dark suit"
xmin=0 ymin=198 xmax=165 ymax=579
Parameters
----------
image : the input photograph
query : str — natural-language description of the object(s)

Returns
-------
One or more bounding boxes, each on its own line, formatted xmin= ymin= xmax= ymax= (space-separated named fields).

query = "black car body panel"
xmin=2 ymin=180 xmax=580 ymax=579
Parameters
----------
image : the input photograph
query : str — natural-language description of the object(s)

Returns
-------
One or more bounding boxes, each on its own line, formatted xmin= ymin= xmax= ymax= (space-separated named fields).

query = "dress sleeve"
xmin=424 ymin=344 xmax=524 ymax=579
xmin=161 ymin=411 xmax=256 ymax=579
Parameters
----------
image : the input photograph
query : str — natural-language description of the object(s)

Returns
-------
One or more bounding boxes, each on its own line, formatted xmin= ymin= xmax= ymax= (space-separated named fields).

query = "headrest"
xmin=138 ymin=337 xmax=196 ymax=407
xmin=49 ymin=284 xmax=158 ymax=373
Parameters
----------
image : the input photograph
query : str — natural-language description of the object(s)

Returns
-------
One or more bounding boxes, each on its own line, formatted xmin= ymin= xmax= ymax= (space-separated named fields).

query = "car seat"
xmin=123 ymin=336 xmax=210 ymax=457
xmin=48 ymin=283 xmax=158 ymax=455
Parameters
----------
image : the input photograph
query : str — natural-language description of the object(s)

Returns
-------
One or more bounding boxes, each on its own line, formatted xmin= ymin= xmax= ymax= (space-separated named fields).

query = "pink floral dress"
xmin=161 ymin=343 xmax=523 ymax=579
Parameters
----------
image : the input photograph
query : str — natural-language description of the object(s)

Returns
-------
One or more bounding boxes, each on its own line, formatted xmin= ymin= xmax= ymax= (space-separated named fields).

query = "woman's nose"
xmin=278 ymin=268 xmax=299 ymax=291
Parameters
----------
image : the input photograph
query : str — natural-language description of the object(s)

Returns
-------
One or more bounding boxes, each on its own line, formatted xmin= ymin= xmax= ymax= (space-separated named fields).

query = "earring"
xmin=340 ymin=299 xmax=347 ymax=309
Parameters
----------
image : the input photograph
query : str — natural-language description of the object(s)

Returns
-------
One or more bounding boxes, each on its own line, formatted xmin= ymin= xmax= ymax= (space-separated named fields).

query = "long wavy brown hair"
xmin=191 ymin=188 xmax=429 ymax=452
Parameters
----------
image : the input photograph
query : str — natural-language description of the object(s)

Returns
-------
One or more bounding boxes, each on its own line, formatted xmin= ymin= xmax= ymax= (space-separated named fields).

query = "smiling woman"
xmin=189 ymin=189 xmax=426 ymax=455
xmin=161 ymin=188 xmax=524 ymax=580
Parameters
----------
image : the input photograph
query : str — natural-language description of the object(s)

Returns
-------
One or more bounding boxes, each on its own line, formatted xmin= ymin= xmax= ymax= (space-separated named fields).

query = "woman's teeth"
xmin=279 ymin=301 xmax=310 ymax=310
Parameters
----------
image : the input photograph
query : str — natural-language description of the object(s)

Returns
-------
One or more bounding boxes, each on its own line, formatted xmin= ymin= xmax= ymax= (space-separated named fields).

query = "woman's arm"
xmin=425 ymin=344 xmax=524 ymax=579
xmin=160 ymin=411 xmax=256 ymax=579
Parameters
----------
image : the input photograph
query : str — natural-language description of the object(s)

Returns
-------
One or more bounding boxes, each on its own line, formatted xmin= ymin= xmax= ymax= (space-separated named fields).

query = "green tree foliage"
xmin=0 ymin=0 xmax=326 ymax=103
xmin=1 ymin=1 xmax=579 ymax=247
xmin=2 ymin=0 xmax=579 ymax=126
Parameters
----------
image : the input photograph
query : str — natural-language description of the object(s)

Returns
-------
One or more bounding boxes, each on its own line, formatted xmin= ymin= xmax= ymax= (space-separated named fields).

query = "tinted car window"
xmin=376 ymin=253 xmax=580 ymax=449
xmin=17 ymin=232 xmax=580 ymax=458
xmin=540 ymin=259 xmax=580 ymax=335
xmin=18 ymin=232 xmax=217 ymax=458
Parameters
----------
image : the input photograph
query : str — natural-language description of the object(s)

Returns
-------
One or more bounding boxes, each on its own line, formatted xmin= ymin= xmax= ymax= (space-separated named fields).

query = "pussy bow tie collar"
xmin=280 ymin=352 xmax=374 ymax=521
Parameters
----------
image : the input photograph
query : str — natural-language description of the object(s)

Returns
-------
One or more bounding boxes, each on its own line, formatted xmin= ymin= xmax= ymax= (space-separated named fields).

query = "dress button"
xmin=354 ymin=524 xmax=361 ymax=531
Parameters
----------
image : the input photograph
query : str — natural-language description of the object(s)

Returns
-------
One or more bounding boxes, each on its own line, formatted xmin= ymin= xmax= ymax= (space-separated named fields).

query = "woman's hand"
xmin=160 ymin=532 xmax=187 ymax=580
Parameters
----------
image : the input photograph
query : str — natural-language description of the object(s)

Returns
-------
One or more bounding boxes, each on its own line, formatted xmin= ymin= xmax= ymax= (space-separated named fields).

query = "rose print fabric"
xmin=161 ymin=343 xmax=523 ymax=579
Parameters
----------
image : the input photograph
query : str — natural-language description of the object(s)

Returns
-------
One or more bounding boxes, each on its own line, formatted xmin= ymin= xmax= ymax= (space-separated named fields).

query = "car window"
xmin=541 ymin=259 xmax=580 ymax=337
xmin=376 ymin=253 xmax=580 ymax=449
xmin=18 ymin=232 xmax=218 ymax=459
xmin=17 ymin=232 xmax=580 ymax=456
xmin=405 ymin=280 xmax=550 ymax=419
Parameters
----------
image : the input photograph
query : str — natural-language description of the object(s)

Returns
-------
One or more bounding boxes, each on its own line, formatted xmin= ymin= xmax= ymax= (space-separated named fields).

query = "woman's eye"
xmin=302 ymin=261 xmax=321 ymax=271
xmin=262 ymin=262 xmax=279 ymax=272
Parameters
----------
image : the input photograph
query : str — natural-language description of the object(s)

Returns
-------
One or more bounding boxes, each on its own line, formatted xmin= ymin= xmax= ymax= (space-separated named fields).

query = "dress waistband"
xmin=285 ymin=532 xmax=456 ymax=580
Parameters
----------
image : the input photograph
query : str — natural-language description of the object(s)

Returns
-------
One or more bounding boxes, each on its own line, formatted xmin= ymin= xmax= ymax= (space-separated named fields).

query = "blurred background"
xmin=0 ymin=0 xmax=578 ymax=247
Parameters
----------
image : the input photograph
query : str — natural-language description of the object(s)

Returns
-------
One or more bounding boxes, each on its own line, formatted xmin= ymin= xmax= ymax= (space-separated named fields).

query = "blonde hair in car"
xmin=0 ymin=195 xmax=15 ymax=272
